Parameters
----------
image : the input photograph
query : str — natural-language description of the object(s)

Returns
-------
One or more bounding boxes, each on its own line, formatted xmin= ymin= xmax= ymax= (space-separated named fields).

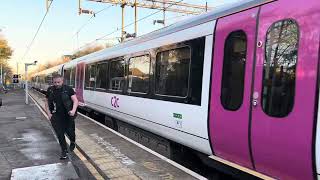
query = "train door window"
xmin=221 ymin=30 xmax=247 ymax=111
xmin=155 ymin=47 xmax=191 ymax=97
xmin=64 ymin=69 xmax=71 ymax=86
xmin=262 ymin=19 xmax=299 ymax=117
xmin=85 ymin=64 xmax=96 ymax=89
xmin=128 ymin=55 xmax=150 ymax=93
xmin=109 ymin=59 xmax=125 ymax=91
xmin=96 ymin=62 xmax=108 ymax=90
xmin=70 ymin=67 xmax=76 ymax=88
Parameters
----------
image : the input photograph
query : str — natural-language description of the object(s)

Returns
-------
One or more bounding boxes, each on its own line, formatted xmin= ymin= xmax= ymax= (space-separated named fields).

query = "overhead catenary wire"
xmin=21 ymin=1 xmax=54 ymax=62
xmin=74 ymin=5 xmax=114 ymax=36
xmin=77 ymin=0 xmax=184 ymax=51
xmin=165 ymin=13 xmax=188 ymax=23
xmin=88 ymin=0 xmax=209 ymax=14
xmin=74 ymin=5 xmax=114 ymax=51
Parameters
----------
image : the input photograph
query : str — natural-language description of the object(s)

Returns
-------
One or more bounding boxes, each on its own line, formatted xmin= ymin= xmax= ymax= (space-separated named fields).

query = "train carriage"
xmin=32 ymin=0 xmax=320 ymax=179
xmin=32 ymin=65 xmax=62 ymax=93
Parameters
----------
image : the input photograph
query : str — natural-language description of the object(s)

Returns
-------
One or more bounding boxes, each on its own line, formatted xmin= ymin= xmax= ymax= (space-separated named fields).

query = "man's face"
xmin=53 ymin=77 xmax=63 ymax=88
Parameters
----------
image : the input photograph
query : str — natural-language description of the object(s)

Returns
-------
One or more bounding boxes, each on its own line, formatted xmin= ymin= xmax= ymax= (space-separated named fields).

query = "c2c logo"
xmin=111 ymin=96 xmax=119 ymax=108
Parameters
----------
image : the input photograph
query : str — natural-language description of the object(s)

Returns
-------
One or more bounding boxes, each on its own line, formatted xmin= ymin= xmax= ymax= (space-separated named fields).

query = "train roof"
xmin=74 ymin=0 xmax=272 ymax=62
xmin=42 ymin=0 xmax=274 ymax=73
xmin=110 ymin=0 xmax=272 ymax=49
xmin=33 ymin=64 xmax=62 ymax=76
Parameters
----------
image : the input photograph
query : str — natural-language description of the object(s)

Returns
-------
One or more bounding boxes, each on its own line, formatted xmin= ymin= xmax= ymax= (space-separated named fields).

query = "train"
xmin=30 ymin=0 xmax=320 ymax=179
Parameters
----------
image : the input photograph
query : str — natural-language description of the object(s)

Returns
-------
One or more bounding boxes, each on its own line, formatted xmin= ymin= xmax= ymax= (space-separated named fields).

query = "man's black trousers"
xmin=51 ymin=113 xmax=76 ymax=152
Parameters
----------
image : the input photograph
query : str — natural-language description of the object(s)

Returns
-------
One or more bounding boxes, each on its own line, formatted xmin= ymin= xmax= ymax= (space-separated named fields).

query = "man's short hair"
xmin=52 ymin=73 xmax=63 ymax=80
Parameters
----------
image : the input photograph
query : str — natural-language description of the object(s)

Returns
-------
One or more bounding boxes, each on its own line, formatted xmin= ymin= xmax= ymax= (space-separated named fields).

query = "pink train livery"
xmin=31 ymin=0 xmax=320 ymax=179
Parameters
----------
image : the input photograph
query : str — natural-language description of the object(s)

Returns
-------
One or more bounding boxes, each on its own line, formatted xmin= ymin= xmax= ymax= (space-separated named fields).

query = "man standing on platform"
xmin=45 ymin=74 xmax=78 ymax=159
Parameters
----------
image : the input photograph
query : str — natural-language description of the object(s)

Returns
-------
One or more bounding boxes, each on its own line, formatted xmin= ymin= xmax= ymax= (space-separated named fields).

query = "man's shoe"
xmin=60 ymin=151 xmax=68 ymax=160
xmin=69 ymin=142 xmax=76 ymax=152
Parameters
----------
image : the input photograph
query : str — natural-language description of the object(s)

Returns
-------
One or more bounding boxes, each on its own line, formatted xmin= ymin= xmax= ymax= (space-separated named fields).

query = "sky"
xmin=0 ymin=0 xmax=240 ymax=73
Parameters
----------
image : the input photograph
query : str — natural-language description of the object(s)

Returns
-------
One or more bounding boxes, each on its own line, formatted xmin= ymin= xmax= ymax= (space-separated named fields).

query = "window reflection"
xmin=109 ymin=60 xmax=125 ymax=91
xmin=262 ymin=19 xmax=299 ymax=117
xmin=64 ymin=69 xmax=71 ymax=85
xmin=96 ymin=63 xmax=108 ymax=90
xmin=70 ymin=68 xmax=76 ymax=87
xmin=46 ymin=74 xmax=53 ymax=85
xmin=128 ymin=55 xmax=150 ymax=93
xmin=155 ymin=47 xmax=191 ymax=97
xmin=221 ymin=30 xmax=247 ymax=111
xmin=85 ymin=64 xmax=96 ymax=89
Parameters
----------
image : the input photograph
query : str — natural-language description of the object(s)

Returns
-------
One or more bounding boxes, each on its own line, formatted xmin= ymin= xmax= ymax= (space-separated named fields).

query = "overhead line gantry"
xmin=79 ymin=0 xmax=211 ymax=41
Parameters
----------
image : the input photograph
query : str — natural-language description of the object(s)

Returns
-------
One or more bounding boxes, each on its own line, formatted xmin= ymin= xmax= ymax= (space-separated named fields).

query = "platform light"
xmin=24 ymin=61 xmax=37 ymax=104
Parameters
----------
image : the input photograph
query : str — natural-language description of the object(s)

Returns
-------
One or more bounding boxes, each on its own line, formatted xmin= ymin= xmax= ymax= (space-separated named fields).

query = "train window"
xmin=96 ymin=63 xmax=108 ymax=90
xmin=128 ymin=55 xmax=150 ymax=93
xmin=76 ymin=65 xmax=84 ymax=90
xmin=221 ymin=30 xmax=247 ymax=111
xmin=41 ymin=76 xmax=45 ymax=83
xmin=155 ymin=47 xmax=191 ymax=97
xmin=70 ymin=67 xmax=76 ymax=88
xmin=262 ymin=19 xmax=299 ymax=117
xmin=46 ymin=75 xmax=53 ymax=85
xmin=188 ymin=37 xmax=205 ymax=105
xmin=39 ymin=76 xmax=43 ymax=83
xmin=109 ymin=59 xmax=125 ymax=91
xmin=64 ymin=69 xmax=71 ymax=86
xmin=85 ymin=64 xmax=96 ymax=89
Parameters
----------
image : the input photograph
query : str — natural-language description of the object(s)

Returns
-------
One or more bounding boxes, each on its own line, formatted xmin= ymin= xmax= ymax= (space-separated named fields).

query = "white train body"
xmin=31 ymin=0 xmax=320 ymax=179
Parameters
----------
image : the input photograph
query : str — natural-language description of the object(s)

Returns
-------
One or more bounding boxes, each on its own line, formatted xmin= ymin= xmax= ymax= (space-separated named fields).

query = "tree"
xmin=0 ymin=38 xmax=13 ymax=87
xmin=29 ymin=43 xmax=115 ymax=77
xmin=71 ymin=43 xmax=115 ymax=59
xmin=72 ymin=45 xmax=104 ymax=59
xmin=2 ymin=62 xmax=13 ymax=85
xmin=0 ymin=38 xmax=13 ymax=60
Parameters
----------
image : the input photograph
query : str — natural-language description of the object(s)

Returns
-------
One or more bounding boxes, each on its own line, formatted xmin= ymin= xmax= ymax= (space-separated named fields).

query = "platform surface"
xmin=11 ymin=162 xmax=78 ymax=180
xmin=0 ymin=89 xmax=99 ymax=180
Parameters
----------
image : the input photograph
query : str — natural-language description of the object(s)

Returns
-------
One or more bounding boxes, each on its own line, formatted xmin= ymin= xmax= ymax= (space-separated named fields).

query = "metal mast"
xmin=80 ymin=0 xmax=211 ymax=41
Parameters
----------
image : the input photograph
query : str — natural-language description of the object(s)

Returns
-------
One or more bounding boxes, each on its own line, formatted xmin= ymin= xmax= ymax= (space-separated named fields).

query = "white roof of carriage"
xmin=58 ymin=0 xmax=274 ymax=69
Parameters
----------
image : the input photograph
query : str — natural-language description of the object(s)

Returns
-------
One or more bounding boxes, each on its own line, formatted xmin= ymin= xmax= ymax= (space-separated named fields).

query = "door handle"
xmin=252 ymin=92 xmax=259 ymax=107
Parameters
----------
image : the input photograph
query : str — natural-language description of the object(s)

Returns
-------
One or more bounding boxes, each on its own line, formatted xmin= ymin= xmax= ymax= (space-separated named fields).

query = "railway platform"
xmin=0 ymin=89 xmax=98 ymax=180
xmin=0 ymin=88 xmax=205 ymax=180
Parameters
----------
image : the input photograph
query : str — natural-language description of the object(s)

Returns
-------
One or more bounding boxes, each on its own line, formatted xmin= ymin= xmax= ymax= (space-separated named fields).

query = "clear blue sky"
xmin=0 ymin=0 xmax=240 ymax=72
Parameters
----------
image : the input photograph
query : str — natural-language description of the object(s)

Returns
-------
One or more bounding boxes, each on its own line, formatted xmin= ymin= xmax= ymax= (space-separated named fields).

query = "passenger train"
xmin=31 ymin=0 xmax=320 ymax=179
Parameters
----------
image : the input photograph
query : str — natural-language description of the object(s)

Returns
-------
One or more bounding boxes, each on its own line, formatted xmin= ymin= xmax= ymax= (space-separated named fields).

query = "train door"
xmin=75 ymin=62 xmax=85 ymax=103
xmin=250 ymin=0 xmax=320 ymax=179
xmin=209 ymin=8 xmax=259 ymax=169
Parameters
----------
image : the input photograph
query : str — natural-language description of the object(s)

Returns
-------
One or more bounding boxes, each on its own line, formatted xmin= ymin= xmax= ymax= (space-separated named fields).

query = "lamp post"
xmin=0 ymin=26 xmax=6 ymax=89
xmin=25 ymin=61 xmax=37 ymax=104
xmin=0 ymin=59 xmax=2 ymax=88
xmin=2 ymin=72 xmax=6 ymax=92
